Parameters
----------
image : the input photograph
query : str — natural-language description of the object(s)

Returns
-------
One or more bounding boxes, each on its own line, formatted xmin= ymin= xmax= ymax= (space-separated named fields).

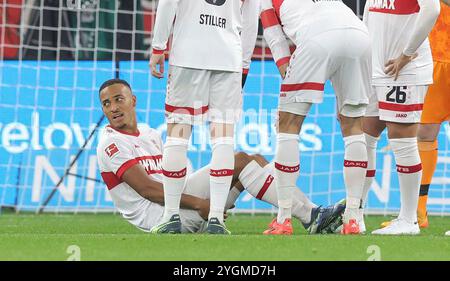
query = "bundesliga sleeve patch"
xmin=105 ymin=143 xmax=120 ymax=158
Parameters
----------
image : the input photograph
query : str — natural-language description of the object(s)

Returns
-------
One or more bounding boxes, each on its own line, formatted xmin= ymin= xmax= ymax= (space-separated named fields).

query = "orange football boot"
xmin=263 ymin=218 xmax=293 ymax=235
xmin=341 ymin=219 xmax=360 ymax=235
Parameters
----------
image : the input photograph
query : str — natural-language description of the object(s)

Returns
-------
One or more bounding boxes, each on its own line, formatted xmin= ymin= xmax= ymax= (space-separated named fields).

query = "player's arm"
xmin=259 ymin=0 xmax=290 ymax=79
xmin=121 ymin=166 xmax=210 ymax=219
xmin=385 ymin=0 xmax=440 ymax=80
xmin=241 ymin=0 xmax=261 ymax=87
xmin=100 ymin=139 xmax=210 ymax=219
xmin=362 ymin=0 xmax=369 ymax=26
xmin=149 ymin=0 xmax=179 ymax=79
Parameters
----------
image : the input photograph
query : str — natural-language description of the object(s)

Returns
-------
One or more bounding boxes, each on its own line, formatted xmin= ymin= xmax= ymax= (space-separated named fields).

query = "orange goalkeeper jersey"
xmin=429 ymin=1 xmax=450 ymax=63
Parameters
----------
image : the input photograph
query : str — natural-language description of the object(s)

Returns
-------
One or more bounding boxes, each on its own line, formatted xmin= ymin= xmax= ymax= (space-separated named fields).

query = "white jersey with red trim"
xmin=364 ymin=0 xmax=435 ymax=86
xmin=97 ymin=124 xmax=164 ymax=231
xmin=152 ymin=0 xmax=257 ymax=73
xmin=260 ymin=0 xmax=367 ymax=67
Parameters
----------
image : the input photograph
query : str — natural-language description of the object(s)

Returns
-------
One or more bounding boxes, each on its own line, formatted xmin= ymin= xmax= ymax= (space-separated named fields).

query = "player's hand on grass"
xmin=149 ymin=53 xmax=165 ymax=79
xmin=384 ymin=53 xmax=418 ymax=81
xmin=278 ymin=62 xmax=289 ymax=79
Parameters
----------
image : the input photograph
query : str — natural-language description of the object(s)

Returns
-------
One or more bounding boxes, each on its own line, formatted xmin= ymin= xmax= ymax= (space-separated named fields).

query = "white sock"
xmin=224 ymin=186 xmax=241 ymax=211
xmin=274 ymin=133 xmax=300 ymax=224
xmin=162 ymin=137 xmax=189 ymax=221
xmin=362 ymin=133 xmax=380 ymax=208
xmin=209 ymin=137 xmax=235 ymax=223
xmin=390 ymin=137 xmax=422 ymax=224
xmin=238 ymin=160 xmax=316 ymax=224
xmin=343 ymin=134 xmax=368 ymax=223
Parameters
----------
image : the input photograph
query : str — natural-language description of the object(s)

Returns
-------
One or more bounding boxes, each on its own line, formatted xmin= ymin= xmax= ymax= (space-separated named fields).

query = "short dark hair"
xmin=99 ymin=79 xmax=132 ymax=94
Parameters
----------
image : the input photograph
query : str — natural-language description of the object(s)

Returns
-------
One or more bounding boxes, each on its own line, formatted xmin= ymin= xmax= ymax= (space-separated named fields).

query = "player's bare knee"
xmin=386 ymin=122 xmax=419 ymax=139
xmin=363 ymin=116 xmax=385 ymax=137
xmin=340 ymin=116 xmax=364 ymax=137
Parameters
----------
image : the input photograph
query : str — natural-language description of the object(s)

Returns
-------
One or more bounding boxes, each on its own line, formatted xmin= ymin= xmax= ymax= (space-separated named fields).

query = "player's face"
xmin=100 ymin=84 xmax=137 ymax=130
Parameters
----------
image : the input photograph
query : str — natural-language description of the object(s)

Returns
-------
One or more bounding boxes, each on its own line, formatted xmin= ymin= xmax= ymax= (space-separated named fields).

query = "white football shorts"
xmin=165 ymin=65 xmax=242 ymax=125
xmin=279 ymin=28 xmax=371 ymax=117
xmin=365 ymin=85 xmax=428 ymax=123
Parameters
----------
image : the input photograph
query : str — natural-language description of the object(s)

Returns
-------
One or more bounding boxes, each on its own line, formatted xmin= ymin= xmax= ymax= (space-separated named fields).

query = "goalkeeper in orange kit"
xmin=415 ymin=0 xmax=450 ymax=229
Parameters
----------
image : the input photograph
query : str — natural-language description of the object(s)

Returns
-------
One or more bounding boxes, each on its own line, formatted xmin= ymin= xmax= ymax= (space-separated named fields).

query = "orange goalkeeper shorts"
xmin=421 ymin=61 xmax=450 ymax=124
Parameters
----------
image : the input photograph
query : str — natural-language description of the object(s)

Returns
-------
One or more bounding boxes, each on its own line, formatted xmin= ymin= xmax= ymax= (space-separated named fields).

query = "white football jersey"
xmin=364 ymin=0 xmax=434 ymax=86
xmin=97 ymin=124 xmax=164 ymax=231
xmin=260 ymin=0 xmax=366 ymax=65
xmin=271 ymin=0 xmax=365 ymax=44
xmin=152 ymin=0 xmax=245 ymax=72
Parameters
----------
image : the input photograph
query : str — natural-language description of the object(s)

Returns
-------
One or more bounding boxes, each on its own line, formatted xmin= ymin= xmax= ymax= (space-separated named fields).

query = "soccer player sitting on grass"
xmin=96 ymin=79 xmax=345 ymax=234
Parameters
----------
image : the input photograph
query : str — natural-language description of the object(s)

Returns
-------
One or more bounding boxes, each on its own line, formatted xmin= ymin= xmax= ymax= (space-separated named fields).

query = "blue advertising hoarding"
xmin=0 ymin=60 xmax=449 ymax=214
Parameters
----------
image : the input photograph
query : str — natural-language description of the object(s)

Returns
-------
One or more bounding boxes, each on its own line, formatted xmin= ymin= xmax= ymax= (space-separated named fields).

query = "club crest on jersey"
xmin=368 ymin=0 xmax=396 ymax=10
xmin=105 ymin=143 xmax=119 ymax=158
xmin=205 ymin=0 xmax=226 ymax=6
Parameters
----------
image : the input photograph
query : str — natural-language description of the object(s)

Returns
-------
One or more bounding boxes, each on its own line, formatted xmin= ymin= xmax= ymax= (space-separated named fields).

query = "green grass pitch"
xmin=0 ymin=212 xmax=449 ymax=261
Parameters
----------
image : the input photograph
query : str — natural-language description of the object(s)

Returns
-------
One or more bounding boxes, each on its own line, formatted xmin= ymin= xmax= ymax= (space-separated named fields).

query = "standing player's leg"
xmin=328 ymin=28 xmax=372 ymax=235
xmin=208 ymin=122 xmax=235 ymax=233
xmin=264 ymin=38 xmax=330 ymax=235
xmin=361 ymin=115 xmax=385 ymax=232
xmin=206 ymin=70 xmax=242 ymax=234
xmin=371 ymin=85 xmax=427 ymax=235
xmin=361 ymin=87 xmax=386 ymax=233
xmin=161 ymin=122 xmax=192 ymax=219
xmin=151 ymin=66 xmax=209 ymax=234
xmin=338 ymin=115 xmax=368 ymax=234
xmin=270 ymin=111 xmax=304 ymax=235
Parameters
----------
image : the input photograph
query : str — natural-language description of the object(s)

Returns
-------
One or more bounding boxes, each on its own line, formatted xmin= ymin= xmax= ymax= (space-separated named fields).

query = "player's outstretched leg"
xmin=237 ymin=153 xmax=345 ymax=234
xmin=306 ymin=199 xmax=346 ymax=234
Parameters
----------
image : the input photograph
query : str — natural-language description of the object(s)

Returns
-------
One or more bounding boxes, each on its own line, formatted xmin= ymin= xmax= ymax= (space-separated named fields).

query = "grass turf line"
xmin=0 ymin=213 xmax=449 ymax=261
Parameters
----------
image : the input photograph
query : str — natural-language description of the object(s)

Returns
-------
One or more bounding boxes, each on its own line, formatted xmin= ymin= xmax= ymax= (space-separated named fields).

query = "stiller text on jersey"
xmin=200 ymin=14 xmax=226 ymax=29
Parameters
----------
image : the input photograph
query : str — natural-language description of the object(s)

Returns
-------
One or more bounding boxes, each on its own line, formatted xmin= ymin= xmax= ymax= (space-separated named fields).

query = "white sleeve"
xmin=98 ymin=137 xmax=137 ymax=180
xmin=259 ymin=0 xmax=290 ymax=67
xmin=241 ymin=0 xmax=260 ymax=73
xmin=403 ymin=0 xmax=440 ymax=56
xmin=151 ymin=0 xmax=180 ymax=54
xmin=362 ymin=0 xmax=369 ymax=27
